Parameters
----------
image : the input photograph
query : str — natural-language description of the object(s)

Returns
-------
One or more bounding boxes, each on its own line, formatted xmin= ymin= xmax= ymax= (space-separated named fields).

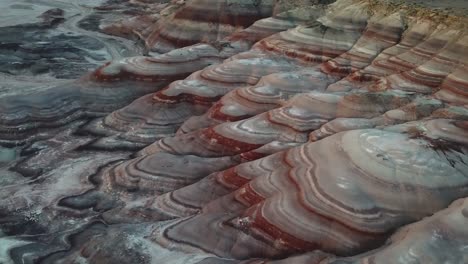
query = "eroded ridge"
xmin=1 ymin=0 xmax=468 ymax=263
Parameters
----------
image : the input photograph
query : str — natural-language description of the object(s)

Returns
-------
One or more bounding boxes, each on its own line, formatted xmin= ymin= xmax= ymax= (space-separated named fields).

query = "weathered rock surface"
xmin=1 ymin=0 xmax=468 ymax=263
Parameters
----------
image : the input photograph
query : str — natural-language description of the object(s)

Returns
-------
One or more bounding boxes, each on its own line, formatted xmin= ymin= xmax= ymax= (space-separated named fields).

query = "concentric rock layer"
xmin=1 ymin=0 xmax=468 ymax=263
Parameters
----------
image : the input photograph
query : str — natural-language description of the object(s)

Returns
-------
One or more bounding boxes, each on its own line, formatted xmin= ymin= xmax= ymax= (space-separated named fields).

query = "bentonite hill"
xmin=0 ymin=0 xmax=467 ymax=263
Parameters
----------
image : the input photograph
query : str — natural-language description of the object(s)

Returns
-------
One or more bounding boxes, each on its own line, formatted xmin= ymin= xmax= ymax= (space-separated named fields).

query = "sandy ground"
xmin=385 ymin=0 xmax=468 ymax=14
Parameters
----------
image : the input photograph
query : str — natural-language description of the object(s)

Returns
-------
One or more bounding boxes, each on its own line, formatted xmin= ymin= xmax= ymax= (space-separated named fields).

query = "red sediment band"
xmin=156 ymin=31 xmax=210 ymax=49
xmin=93 ymin=58 xmax=195 ymax=82
xmin=400 ymin=69 xmax=446 ymax=88
xmin=258 ymin=39 xmax=343 ymax=62
xmin=202 ymin=127 xmax=263 ymax=153
xmin=441 ymin=78 xmax=468 ymax=97
xmin=398 ymin=32 xmax=427 ymax=47
xmin=209 ymin=102 xmax=252 ymax=122
xmin=320 ymin=62 xmax=354 ymax=77
xmin=454 ymin=120 xmax=468 ymax=130
xmin=92 ymin=62 xmax=112 ymax=81
xmin=333 ymin=17 xmax=367 ymax=29
xmin=412 ymin=38 xmax=448 ymax=56
xmin=266 ymin=112 xmax=312 ymax=134
xmin=362 ymin=28 xmax=402 ymax=43
xmin=152 ymin=91 xmax=222 ymax=105
xmin=248 ymin=202 xmax=320 ymax=252
xmin=339 ymin=52 xmax=372 ymax=63
xmin=147 ymin=55 xmax=221 ymax=64
xmin=236 ymin=184 xmax=265 ymax=207
xmin=227 ymin=28 xmax=277 ymax=43
xmin=247 ymin=195 xmax=385 ymax=254
xmin=169 ymin=191 xmax=201 ymax=211
xmin=372 ymin=58 xmax=413 ymax=73
xmin=174 ymin=6 xmax=269 ymax=27
xmin=348 ymin=72 xmax=379 ymax=83
xmin=217 ymin=167 xmax=250 ymax=189
xmin=240 ymin=151 xmax=267 ymax=162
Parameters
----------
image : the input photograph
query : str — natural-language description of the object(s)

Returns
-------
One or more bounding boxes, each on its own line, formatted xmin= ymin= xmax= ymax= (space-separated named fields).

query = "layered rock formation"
xmin=1 ymin=0 xmax=468 ymax=263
